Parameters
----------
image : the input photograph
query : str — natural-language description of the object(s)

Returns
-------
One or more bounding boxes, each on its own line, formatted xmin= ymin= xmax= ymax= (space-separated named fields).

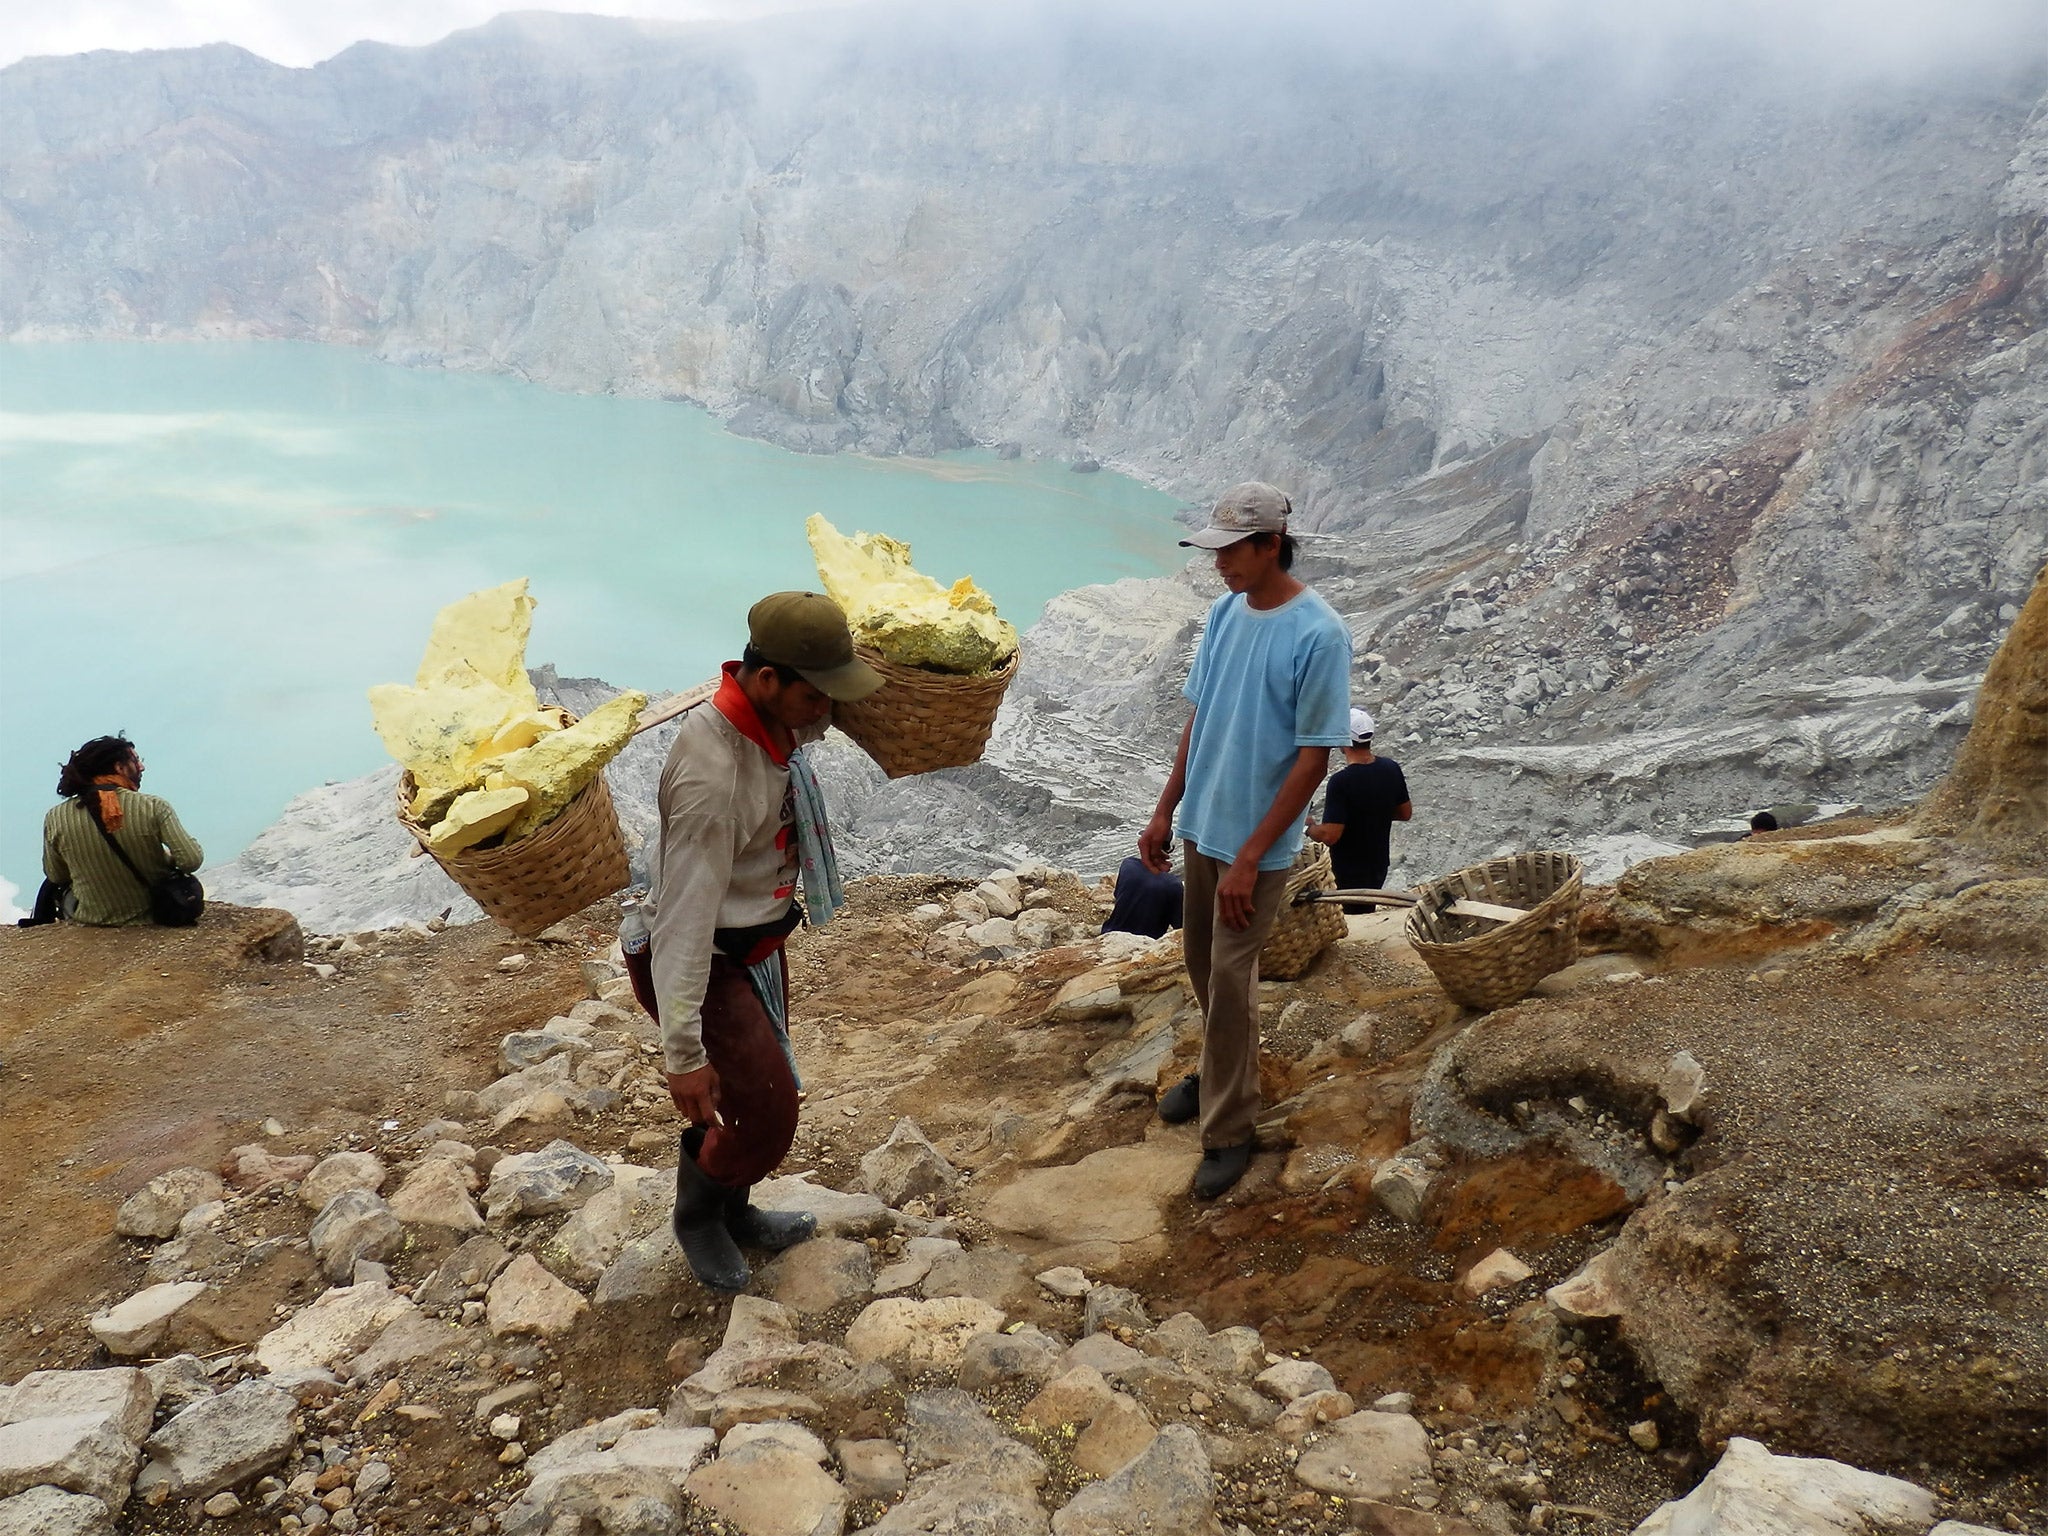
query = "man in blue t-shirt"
xmin=1139 ymin=482 xmax=1352 ymax=1198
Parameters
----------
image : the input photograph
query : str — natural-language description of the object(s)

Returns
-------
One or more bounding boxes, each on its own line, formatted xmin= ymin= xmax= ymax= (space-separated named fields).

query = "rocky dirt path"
xmin=0 ymin=838 xmax=2041 ymax=1536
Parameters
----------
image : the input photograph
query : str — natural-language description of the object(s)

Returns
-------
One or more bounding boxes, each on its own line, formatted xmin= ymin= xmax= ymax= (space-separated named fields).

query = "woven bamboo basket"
xmin=396 ymin=763 xmax=630 ymax=938
xmin=1259 ymin=845 xmax=1349 ymax=981
xmin=1406 ymin=850 xmax=1583 ymax=1010
xmin=831 ymin=644 xmax=1021 ymax=779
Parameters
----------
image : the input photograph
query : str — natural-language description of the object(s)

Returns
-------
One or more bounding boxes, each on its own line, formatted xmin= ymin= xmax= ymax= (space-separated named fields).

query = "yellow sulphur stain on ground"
xmin=369 ymin=579 xmax=645 ymax=843
xmin=806 ymin=513 xmax=1018 ymax=675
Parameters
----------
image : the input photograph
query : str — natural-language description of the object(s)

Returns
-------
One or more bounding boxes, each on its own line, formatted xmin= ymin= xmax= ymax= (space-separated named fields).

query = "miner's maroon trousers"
xmin=622 ymin=946 xmax=799 ymax=1187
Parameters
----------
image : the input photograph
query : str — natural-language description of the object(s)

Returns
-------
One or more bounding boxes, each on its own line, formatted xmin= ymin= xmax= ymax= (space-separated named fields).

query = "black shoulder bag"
xmin=88 ymin=800 xmax=205 ymax=927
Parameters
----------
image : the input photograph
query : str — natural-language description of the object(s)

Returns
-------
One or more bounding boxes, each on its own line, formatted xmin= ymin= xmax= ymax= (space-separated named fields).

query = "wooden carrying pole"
xmin=1302 ymin=888 xmax=1532 ymax=925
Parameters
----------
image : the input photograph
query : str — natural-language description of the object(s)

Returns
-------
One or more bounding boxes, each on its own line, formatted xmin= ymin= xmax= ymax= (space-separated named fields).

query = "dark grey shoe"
xmin=1157 ymin=1072 xmax=1201 ymax=1124
xmin=1192 ymin=1139 xmax=1254 ymax=1200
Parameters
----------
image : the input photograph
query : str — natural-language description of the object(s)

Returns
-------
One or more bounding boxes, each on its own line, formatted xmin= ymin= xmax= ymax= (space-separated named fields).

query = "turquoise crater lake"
xmin=0 ymin=342 xmax=1185 ymax=908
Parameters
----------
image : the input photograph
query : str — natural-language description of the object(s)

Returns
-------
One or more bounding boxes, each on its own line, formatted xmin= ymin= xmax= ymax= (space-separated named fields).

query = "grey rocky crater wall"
xmin=15 ymin=12 xmax=2046 ymax=924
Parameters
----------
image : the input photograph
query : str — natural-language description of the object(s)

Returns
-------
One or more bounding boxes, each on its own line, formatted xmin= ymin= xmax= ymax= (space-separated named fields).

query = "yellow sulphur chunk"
xmin=426 ymin=785 xmax=531 ymax=855
xmin=489 ymin=690 xmax=648 ymax=840
xmin=371 ymin=658 xmax=545 ymax=815
xmin=416 ymin=578 xmax=540 ymax=699
xmin=806 ymin=514 xmax=1018 ymax=675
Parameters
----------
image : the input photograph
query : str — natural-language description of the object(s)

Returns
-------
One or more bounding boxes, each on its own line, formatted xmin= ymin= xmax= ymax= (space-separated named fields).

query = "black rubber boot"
xmin=673 ymin=1136 xmax=750 ymax=1293
xmin=724 ymin=1189 xmax=816 ymax=1252
xmin=1157 ymin=1072 xmax=1201 ymax=1124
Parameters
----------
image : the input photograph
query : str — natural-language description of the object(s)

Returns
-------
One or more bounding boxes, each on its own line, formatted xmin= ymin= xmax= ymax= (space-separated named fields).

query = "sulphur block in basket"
xmin=806 ymin=513 xmax=1019 ymax=675
xmin=372 ymin=659 xmax=554 ymax=817
xmin=488 ymin=689 xmax=648 ymax=838
xmin=427 ymin=784 xmax=530 ymax=854
xmin=416 ymin=578 xmax=539 ymax=695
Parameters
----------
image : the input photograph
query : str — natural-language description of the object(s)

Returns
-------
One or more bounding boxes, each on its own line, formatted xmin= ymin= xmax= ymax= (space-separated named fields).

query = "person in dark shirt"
xmin=1307 ymin=708 xmax=1412 ymax=899
xmin=1101 ymin=855 xmax=1185 ymax=939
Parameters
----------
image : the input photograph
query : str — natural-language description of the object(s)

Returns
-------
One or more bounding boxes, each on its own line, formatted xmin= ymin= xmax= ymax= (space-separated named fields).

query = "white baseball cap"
xmin=1349 ymin=707 xmax=1376 ymax=743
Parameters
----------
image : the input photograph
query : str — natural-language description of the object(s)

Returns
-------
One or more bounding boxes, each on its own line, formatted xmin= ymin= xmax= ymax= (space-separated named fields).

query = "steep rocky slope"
xmin=9 ymin=8 xmax=2047 ymax=893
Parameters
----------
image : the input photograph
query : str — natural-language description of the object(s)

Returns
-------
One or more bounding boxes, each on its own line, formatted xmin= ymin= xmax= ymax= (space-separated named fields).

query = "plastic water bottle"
xmin=619 ymin=898 xmax=650 ymax=957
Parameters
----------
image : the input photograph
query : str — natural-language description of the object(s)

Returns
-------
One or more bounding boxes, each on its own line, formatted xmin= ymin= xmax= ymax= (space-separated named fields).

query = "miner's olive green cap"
xmin=748 ymin=591 xmax=884 ymax=702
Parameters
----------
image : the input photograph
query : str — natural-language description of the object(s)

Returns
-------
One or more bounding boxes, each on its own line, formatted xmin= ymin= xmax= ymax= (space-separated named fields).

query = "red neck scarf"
xmin=712 ymin=662 xmax=792 ymax=767
xmin=89 ymin=767 xmax=139 ymax=831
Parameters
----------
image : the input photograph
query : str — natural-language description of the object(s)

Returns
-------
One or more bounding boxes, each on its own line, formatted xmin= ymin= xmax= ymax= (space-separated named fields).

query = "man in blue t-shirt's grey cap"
xmin=1139 ymin=481 xmax=1352 ymax=1198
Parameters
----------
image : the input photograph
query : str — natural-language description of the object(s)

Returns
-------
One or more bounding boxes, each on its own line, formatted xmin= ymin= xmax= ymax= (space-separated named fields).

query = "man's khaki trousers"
xmin=1180 ymin=844 xmax=1292 ymax=1150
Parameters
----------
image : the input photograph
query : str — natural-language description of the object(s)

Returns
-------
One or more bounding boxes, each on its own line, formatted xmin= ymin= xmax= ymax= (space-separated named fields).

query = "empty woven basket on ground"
xmin=1406 ymin=850 xmax=1583 ymax=1010
xmin=396 ymin=761 xmax=630 ymax=938
xmin=1259 ymin=844 xmax=1349 ymax=981
xmin=831 ymin=645 xmax=1021 ymax=778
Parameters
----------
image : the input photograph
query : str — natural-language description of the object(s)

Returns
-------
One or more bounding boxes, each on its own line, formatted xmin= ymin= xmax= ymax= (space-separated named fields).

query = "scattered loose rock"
xmin=1052 ymin=1423 xmax=1219 ymax=1536
xmin=88 ymin=1281 xmax=209 ymax=1358
xmin=298 ymin=1152 xmax=388 ymax=1211
xmin=114 ymin=1168 xmax=226 ymax=1240
xmin=859 ymin=1118 xmax=960 ymax=1209
xmin=486 ymin=1253 xmax=590 ymax=1338
xmin=309 ymin=1189 xmax=404 ymax=1282
xmin=483 ymin=1140 xmax=614 ymax=1221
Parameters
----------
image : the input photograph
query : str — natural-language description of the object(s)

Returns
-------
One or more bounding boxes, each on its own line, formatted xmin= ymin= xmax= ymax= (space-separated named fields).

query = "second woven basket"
xmin=1259 ymin=845 xmax=1349 ymax=981
xmin=832 ymin=645 xmax=1020 ymax=778
xmin=1405 ymin=850 xmax=1583 ymax=1010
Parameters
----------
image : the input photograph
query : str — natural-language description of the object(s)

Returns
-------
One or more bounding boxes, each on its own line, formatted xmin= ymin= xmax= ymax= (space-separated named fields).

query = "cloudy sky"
xmin=3 ymin=0 xmax=2043 ymax=73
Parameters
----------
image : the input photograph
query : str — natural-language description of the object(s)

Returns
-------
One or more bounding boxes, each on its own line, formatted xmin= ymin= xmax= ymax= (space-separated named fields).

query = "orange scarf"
xmin=90 ymin=768 xmax=139 ymax=832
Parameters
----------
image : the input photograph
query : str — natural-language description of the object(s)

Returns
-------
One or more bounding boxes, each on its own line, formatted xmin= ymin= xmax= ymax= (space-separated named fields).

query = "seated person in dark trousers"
xmin=1101 ymin=855 xmax=1184 ymax=939
xmin=1307 ymin=708 xmax=1412 ymax=900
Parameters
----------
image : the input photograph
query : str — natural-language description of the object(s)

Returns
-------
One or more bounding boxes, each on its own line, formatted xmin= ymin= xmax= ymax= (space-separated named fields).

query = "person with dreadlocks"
xmin=38 ymin=734 xmax=203 ymax=926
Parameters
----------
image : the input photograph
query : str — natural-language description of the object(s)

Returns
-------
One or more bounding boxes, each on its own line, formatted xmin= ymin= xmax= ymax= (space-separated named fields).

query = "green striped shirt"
xmin=41 ymin=790 xmax=204 ymax=927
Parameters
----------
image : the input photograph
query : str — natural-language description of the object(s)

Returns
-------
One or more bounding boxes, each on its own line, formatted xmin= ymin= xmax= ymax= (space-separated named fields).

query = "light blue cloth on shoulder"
xmin=1176 ymin=587 xmax=1352 ymax=872
xmin=787 ymin=745 xmax=844 ymax=927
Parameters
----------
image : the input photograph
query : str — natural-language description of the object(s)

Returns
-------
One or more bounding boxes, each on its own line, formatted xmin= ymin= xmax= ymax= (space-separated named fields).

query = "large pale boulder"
xmin=251 ymin=1284 xmax=415 ymax=1375
xmin=309 ymin=1190 xmax=404 ymax=1282
xmin=749 ymin=1177 xmax=902 ymax=1240
xmin=0 ymin=1485 xmax=115 ymax=1535
xmin=845 ymin=1297 xmax=1005 ymax=1372
xmin=1292 ymin=1412 xmax=1436 ymax=1504
xmin=483 ymin=1140 xmax=614 ymax=1221
xmin=0 ymin=1371 xmax=155 ymax=1446
xmin=1632 ymin=1438 xmax=1935 ymax=1536
xmin=982 ymin=1141 xmax=1198 ymax=1248
xmin=1052 ymin=1424 xmax=1220 ymax=1536
xmin=685 ymin=1441 xmax=848 ymax=1536
xmin=133 ymin=1380 xmax=297 ymax=1500
xmin=1071 ymin=1394 xmax=1156 ymax=1478
xmin=386 ymin=1159 xmax=484 ymax=1231
xmin=761 ymin=1239 xmax=875 ymax=1316
xmin=0 ymin=1413 xmax=139 ymax=1511
xmin=541 ymin=1165 xmax=665 ymax=1284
